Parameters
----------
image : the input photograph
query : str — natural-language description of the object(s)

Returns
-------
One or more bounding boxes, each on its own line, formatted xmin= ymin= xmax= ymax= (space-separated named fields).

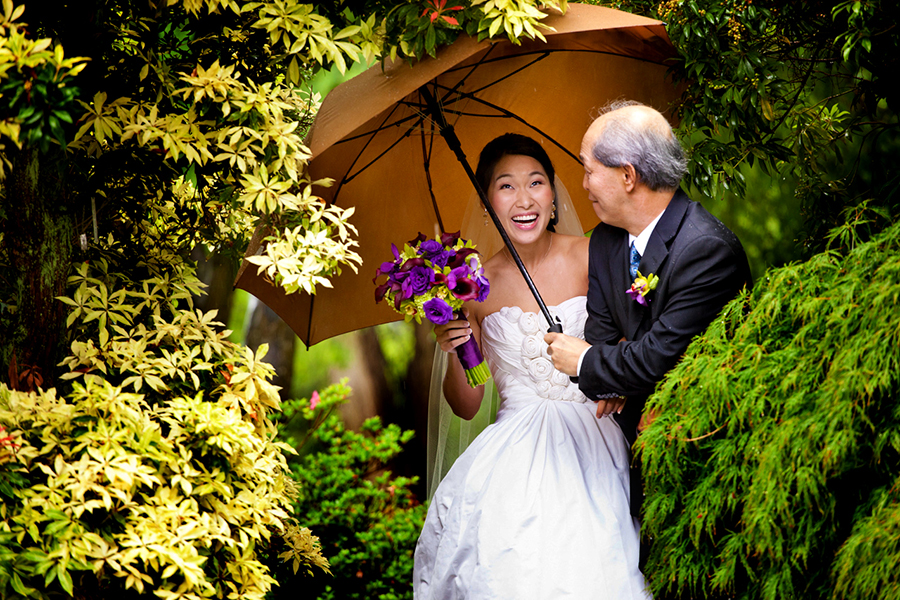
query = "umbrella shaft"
xmin=420 ymin=87 xmax=562 ymax=333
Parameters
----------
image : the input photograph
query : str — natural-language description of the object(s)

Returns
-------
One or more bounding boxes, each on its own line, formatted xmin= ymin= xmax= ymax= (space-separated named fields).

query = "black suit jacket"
xmin=579 ymin=190 xmax=751 ymax=446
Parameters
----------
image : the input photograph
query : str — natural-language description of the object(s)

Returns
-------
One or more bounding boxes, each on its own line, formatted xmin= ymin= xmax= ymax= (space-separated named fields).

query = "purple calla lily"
xmin=407 ymin=232 xmax=428 ymax=247
xmin=448 ymin=247 xmax=478 ymax=269
xmin=450 ymin=276 xmax=480 ymax=301
xmin=440 ymin=231 xmax=461 ymax=247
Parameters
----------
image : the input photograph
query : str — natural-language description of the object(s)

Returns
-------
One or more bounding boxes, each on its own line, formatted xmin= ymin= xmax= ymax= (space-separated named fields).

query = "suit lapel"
xmin=626 ymin=190 xmax=691 ymax=340
xmin=605 ymin=228 xmax=631 ymax=329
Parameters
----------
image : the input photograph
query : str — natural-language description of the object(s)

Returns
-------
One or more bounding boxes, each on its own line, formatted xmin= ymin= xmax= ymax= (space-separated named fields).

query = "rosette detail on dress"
xmin=493 ymin=302 xmax=588 ymax=404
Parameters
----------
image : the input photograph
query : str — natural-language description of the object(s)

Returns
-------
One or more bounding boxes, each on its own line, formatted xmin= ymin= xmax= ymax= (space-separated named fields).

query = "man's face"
xmin=580 ymin=119 xmax=630 ymax=229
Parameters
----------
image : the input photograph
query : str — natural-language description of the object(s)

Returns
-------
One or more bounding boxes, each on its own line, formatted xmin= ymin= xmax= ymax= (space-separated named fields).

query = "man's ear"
xmin=622 ymin=164 xmax=638 ymax=192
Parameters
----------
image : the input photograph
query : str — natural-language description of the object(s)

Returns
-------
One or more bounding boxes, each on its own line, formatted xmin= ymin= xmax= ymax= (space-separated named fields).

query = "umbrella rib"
xmin=332 ymin=47 xmax=504 ymax=146
xmin=461 ymin=52 xmax=551 ymax=98
xmin=340 ymin=112 xmax=430 ymax=189
xmin=441 ymin=46 xmax=672 ymax=75
xmin=420 ymin=110 xmax=445 ymax=233
xmin=334 ymin=108 xmax=430 ymax=145
xmin=433 ymin=82 xmax=582 ymax=165
xmin=333 ymin=102 xmax=415 ymax=199
xmin=435 ymin=42 xmax=501 ymax=111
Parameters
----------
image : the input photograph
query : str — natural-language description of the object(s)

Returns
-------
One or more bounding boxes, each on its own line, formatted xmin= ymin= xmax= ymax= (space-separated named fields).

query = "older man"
xmin=545 ymin=101 xmax=751 ymax=452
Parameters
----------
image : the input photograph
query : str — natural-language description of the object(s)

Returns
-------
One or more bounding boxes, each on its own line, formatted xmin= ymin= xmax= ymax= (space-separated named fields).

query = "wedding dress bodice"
xmin=480 ymin=295 xmax=589 ymax=408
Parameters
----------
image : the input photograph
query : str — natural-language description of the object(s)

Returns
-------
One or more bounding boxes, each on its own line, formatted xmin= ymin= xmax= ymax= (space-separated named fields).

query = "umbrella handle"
xmin=421 ymin=86 xmax=561 ymax=331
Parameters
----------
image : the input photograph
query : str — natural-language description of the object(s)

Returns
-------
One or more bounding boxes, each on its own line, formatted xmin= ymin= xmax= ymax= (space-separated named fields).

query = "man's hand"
xmin=543 ymin=332 xmax=590 ymax=377
xmin=637 ymin=407 xmax=658 ymax=432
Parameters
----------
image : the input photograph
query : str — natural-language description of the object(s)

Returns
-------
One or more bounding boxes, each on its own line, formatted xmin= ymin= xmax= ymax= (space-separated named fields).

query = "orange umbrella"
xmin=235 ymin=3 xmax=680 ymax=346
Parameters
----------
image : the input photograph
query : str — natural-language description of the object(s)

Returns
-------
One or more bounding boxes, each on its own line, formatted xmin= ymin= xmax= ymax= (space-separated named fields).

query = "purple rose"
xmin=423 ymin=297 xmax=454 ymax=325
xmin=419 ymin=240 xmax=454 ymax=268
xmin=429 ymin=250 xmax=454 ymax=268
xmin=401 ymin=265 xmax=435 ymax=297
xmin=420 ymin=240 xmax=443 ymax=254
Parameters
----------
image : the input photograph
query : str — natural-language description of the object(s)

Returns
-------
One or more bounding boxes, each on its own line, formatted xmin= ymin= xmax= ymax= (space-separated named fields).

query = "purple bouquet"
xmin=374 ymin=231 xmax=491 ymax=387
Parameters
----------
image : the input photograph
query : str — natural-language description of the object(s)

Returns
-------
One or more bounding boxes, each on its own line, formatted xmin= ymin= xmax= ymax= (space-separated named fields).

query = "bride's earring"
xmin=551 ymin=202 xmax=557 ymax=220
xmin=483 ymin=206 xmax=489 ymax=227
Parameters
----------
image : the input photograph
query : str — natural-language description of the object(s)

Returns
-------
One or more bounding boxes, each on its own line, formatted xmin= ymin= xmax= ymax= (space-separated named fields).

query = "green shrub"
xmin=638 ymin=219 xmax=900 ymax=599
xmin=0 ymin=253 xmax=328 ymax=600
xmin=271 ymin=381 xmax=427 ymax=600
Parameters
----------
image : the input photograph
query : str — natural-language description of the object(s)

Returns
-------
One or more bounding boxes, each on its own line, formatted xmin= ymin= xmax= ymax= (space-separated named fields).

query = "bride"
xmin=413 ymin=134 xmax=650 ymax=599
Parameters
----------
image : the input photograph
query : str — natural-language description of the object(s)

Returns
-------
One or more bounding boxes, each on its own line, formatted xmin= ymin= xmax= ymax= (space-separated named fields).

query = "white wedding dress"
xmin=414 ymin=296 xmax=650 ymax=600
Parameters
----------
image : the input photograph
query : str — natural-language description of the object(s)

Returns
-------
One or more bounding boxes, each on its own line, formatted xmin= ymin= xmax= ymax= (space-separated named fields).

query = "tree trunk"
xmin=244 ymin=301 xmax=296 ymax=399
xmin=192 ymin=246 xmax=236 ymax=328
xmin=1 ymin=147 xmax=73 ymax=389
xmin=328 ymin=328 xmax=392 ymax=430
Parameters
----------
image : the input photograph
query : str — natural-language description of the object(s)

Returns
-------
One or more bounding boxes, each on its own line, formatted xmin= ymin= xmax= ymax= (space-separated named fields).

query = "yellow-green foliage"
xmin=0 ymin=250 xmax=329 ymax=599
xmin=0 ymin=0 xmax=87 ymax=177
xmin=638 ymin=219 xmax=900 ymax=600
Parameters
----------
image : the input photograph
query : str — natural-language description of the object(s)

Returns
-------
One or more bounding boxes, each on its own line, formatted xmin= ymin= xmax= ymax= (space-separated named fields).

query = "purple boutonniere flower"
xmin=626 ymin=271 xmax=659 ymax=306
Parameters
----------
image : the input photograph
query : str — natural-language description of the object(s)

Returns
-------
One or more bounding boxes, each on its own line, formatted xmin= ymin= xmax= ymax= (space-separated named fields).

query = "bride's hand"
xmin=434 ymin=308 xmax=472 ymax=353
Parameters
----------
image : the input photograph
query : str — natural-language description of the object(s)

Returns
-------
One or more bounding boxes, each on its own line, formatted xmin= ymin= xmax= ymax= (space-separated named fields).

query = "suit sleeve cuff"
xmin=576 ymin=346 xmax=591 ymax=378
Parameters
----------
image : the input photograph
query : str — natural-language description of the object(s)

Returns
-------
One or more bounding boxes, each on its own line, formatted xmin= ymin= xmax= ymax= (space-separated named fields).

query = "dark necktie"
xmin=629 ymin=241 xmax=641 ymax=280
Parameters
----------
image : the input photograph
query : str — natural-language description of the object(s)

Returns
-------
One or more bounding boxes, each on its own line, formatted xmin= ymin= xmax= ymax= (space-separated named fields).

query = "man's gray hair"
xmin=591 ymin=100 xmax=687 ymax=191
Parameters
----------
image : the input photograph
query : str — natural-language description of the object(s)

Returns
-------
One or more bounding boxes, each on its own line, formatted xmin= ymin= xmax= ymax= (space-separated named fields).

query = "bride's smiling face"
xmin=487 ymin=154 xmax=554 ymax=245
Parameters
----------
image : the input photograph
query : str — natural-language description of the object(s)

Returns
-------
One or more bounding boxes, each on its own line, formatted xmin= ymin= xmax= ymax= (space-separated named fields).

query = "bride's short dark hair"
xmin=475 ymin=133 xmax=559 ymax=230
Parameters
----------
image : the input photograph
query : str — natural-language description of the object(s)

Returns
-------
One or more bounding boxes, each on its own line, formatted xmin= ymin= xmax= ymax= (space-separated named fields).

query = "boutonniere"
xmin=626 ymin=271 xmax=659 ymax=306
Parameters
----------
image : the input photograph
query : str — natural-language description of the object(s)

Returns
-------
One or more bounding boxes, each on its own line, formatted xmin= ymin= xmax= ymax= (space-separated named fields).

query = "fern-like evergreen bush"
xmin=638 ymin=220 xmax=900 ymax=599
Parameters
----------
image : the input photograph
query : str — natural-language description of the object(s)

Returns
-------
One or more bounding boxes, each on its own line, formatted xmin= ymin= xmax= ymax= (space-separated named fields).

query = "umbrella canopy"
xmin=235 ymin=3 xmax=681 ymax=346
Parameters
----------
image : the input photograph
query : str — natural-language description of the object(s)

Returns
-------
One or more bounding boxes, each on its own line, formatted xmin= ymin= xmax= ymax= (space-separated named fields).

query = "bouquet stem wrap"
xmin=455 ymin=316 xmax=490 ymax=388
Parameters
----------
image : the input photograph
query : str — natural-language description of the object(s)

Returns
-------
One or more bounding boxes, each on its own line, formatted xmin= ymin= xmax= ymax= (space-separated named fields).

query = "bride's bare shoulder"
xmin=555 ymin=232 xmax=589 ymax=249
xmin=553 ymin=233 xmax=590 ymax=263
xmin=483 ymin=251 xmax=506 ymax=271
xmin=482 ymin=250 xmax=520 ymax=280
